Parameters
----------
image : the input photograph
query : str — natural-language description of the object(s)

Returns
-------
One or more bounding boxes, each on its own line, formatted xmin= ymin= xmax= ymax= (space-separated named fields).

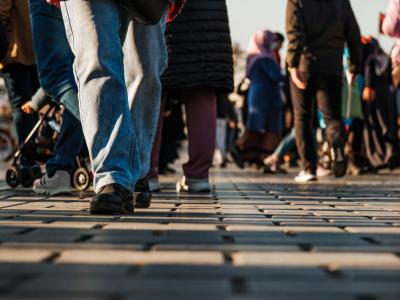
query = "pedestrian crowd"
xmin=0 ymin=0 xmax=399 ymax=214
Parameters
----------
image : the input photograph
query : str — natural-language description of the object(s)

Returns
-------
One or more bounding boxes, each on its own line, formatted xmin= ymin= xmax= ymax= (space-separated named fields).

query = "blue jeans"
xmin=273 ymin=127 xmax=296 ymax=161
xmin=29 ymin=0 xmax=84 ymax=175
xmin=61 ymin=0 xmax=168 ymax=193
xmin=46 ymin=91 xmax=85 ymax=177
xmin=29 ymin=0 xmax=79 ymax=120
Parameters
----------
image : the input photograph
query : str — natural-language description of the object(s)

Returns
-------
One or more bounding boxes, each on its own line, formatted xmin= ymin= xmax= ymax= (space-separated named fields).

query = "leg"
xmin=182 ymin=88 xmax=217 ymax=179
xmin=291 ymin=75 xmax=318 ymax=173
xmin=215 ymin=118 xmax=228 ymax=164
xmin=122 ymin=13 xmax=167 ymax=182
xmin=273 ymin=127 xmax=296 ymax=161
xmin=45 ymin=90 xmax=84 ymax=176
xmin=147 ymin=96 xmax=166 ymax=180
xmin=316 ymin=74 xmax=345 ymax=148
xmin=61 ymin=0 xmax=134 ymax=193
xmin=29 ymin=0 xmax=78 ymax=119
xmin=316 ymin=74 xmax=347 ymax=177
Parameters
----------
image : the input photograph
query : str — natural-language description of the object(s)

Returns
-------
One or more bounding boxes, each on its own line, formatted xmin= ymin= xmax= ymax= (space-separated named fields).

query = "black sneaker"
xmin=230 ymin=147 xmax=244 ymax=169
xmin=331 ymin=146 xmax=348 ymax=178
xmin=90 ymin=184 xmax=133 ymax=215
xmin=134 ymin=178 xmax=152 ymax=208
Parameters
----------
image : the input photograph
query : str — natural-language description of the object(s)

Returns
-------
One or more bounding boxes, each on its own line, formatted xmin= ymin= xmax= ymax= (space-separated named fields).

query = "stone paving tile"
xmin=233 ymin=252 xmax=400 ymax=268
xmin=0 ymin=166 xmax=399 ymax=299
xmin=57 ymin=249 xmax=224 ymax=265
xmin=0 ymin=248 xmax=52 ymax=262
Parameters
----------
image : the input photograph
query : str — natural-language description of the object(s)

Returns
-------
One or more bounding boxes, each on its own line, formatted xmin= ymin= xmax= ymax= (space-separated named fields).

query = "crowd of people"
xmin=0 ymin=0 xmax=399 ymax=215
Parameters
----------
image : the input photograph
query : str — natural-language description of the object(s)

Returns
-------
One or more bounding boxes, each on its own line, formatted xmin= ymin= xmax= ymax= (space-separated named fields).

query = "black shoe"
xmin=90 ymin=184 xmax=133 ymax=215
xmin=331 ymin=145 xmax=348 ymax=178
xmin=134 ymin=178 xmax=152 ymax=208
xmin=230 ymin=147 xmax=244 ymax=169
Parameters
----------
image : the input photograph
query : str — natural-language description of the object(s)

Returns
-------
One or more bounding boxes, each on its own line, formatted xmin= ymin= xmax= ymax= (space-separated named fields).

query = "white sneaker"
xmin=294 ymin=171 xmax=317 ymax=183
xmin=176 ymin=176 xmax=211 ymax=194
xmin=33 ymin=170 xmax=71 ymax=196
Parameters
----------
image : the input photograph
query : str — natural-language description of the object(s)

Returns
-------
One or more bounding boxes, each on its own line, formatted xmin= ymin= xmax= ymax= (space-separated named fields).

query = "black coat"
xmin=286 ymin=0 xmax=362 ymax=75
xmin=162 ymin=0 xmax=234 ymax=93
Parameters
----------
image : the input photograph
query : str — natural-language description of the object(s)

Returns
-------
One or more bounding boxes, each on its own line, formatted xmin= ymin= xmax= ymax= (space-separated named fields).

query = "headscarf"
xmin=246 ymin=30 xmax=277 ymax=76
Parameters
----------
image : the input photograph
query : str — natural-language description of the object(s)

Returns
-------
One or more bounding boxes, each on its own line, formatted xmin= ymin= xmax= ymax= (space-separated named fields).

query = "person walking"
xmin=20 ymin=0 xmax=85 ymax=196
xmin=53 ymin=0 xmax=185 ymax=214
xmin=286 ymin=0 xmax=362 ymax=182
xmin=0 ymin=0 xmax=40 ymax=173
xmin=236 ymin=30 xmax=284 ymax=166
xmin=158 ymin=0 xmax=234 ymax=193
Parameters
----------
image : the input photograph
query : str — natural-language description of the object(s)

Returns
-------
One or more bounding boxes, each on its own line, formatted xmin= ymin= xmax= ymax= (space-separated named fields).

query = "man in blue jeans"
xmin=26 ymin=0 xmax=84 ymax=195
xmin=56 ymin=0 xmax=184 ymax=214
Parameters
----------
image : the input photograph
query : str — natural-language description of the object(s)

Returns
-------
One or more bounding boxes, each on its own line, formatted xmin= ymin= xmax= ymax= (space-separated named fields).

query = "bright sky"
xmin=227 ymin=0 xmax=392 ymax=53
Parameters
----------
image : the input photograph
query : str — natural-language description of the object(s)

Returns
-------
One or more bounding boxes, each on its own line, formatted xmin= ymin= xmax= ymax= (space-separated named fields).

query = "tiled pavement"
xmin=0 ymin=165 xmax=399 ymax=300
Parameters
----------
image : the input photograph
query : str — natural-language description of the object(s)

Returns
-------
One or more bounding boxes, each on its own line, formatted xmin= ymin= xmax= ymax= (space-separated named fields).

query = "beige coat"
xmin=0 ymin=0 xmax=35 ymax=66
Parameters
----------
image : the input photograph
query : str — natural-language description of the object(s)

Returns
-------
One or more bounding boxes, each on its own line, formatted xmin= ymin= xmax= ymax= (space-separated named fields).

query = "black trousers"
xmin=290 ymin=73 xmax=345 ymax=173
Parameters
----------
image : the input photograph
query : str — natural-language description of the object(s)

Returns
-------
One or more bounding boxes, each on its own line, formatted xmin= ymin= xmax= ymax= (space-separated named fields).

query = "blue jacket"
xmin=246 ymin=57 xmax=284 ymax=133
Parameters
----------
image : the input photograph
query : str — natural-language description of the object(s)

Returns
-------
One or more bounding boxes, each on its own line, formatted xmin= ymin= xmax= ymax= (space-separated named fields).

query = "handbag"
xmin=124 ymin=0 xmax=170 ymax=25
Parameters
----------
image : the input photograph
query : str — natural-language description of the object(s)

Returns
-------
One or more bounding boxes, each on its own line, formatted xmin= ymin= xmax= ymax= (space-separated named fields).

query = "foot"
xmin=331 ymin=145 xmax=347 ymax=178
xmin=176 ymin=176 xmax=211 ymax=194
xmin=294 ymin=170 xmax=317 ymax=183
xmin=316 ymin=165 xmax=332 ymax=177
xmin=230 ymin=147 xmax=244 ymax=169
xmin=149 ymin=178 xmax=161 ymax=192
xmin=90 ymin=184 xmax=133 ymax=215
xmin=134 ymin=178 xmax=152 ymax=208
xmin=263 ymin=162 xmax=287 ymax=174
xmin=33 ymin=170 xmax=71 ymax=196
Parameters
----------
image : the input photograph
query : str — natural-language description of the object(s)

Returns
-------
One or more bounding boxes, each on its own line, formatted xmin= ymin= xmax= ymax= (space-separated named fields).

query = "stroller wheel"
xmin=6 ymin=167 xmax=19 ymax=188
xmin=73 ymin=167 xmax=91 ymax=191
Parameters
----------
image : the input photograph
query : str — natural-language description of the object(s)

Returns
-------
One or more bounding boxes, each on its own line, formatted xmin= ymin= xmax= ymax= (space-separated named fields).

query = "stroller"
xmin=5 ymin=102 xmax=92 ymax=191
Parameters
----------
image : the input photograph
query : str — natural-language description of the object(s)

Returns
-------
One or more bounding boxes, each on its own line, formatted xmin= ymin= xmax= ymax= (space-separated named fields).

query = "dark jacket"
xmin=162 ymin=0 xmax=234 ymax=93
xmin=286 ymin=0 xmax=362 ymax=75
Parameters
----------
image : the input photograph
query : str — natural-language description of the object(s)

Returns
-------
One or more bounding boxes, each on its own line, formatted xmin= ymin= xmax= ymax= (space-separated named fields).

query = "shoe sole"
xmin=294 ymin=176 xmax=317 ymax=183
xmin=33 ymin=187 xmax=72 ymax=196
xmin=90 ymin=200 xmax=134 ymax=215
xmin=134 ymin=194 xmax=151 ymax=208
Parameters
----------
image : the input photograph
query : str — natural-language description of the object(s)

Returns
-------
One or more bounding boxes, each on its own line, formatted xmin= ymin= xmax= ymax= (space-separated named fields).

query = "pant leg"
xmin=216 ymin=118 xmax=227 ymax=161
xmin=147 ymin=96 xmax=165 ymax=180
xmin=122 ymin=14 xmax=167 ymax=181
xmin=29 ymin=0 xmax=79 ymax=119
xmin=3 ymin=64 xmax=38 ymax=145
xmin=45 ymin=89 xmax=85 ymax=176
xmin=291 ymin=74 xmax=318 ymax=173
xmin=183 ymin=88 xmax=217 ymax=179
xmin=273 ymin=127 xmax=296 ymax=161
xmin=61 ymin=0 xmax=135 ymax=193
xmin=316 ymin=74 xmax=346 ymax=148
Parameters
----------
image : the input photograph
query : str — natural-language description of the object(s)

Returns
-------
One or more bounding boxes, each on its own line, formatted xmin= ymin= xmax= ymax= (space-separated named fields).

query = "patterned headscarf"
xmin=246 ymin=30 xmax=276 ymax=75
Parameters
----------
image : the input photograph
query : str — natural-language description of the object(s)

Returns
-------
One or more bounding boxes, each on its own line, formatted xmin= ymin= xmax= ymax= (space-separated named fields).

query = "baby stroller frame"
xmin=5 ymin=103 xmax=92 ymax=191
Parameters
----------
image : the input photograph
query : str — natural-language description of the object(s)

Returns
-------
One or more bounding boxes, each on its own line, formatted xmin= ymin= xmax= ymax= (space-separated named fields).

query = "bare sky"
xmin=227 ymin=0 xmax=392 ymax=53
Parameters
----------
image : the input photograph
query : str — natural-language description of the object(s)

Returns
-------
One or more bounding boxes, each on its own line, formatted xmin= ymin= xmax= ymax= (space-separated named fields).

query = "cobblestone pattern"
xmin=0 ymin=169 xmax=399 ymax=300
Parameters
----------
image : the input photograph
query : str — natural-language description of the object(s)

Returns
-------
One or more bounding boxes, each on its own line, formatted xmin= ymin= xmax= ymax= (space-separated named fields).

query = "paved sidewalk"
xmin=0 ymin=165 xmax=399 ymax=300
